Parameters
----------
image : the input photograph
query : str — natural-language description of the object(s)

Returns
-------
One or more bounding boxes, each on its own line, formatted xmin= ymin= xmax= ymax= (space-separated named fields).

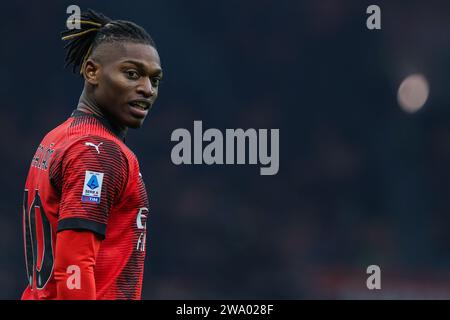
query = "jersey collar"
xmin=71 ymin=109 xmax=127 ymax=141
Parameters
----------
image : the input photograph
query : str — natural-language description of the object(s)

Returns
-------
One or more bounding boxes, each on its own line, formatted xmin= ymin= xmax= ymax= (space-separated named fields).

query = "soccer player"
xmin=21 ymin=9 xmax=162 ymax=300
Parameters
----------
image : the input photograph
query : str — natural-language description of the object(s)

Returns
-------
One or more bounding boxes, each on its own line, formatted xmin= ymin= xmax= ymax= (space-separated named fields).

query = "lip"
xmin=128 ymin=103 xmax=149 ymax=118
xmin=129 ymin=99 xmax=152 ymax=110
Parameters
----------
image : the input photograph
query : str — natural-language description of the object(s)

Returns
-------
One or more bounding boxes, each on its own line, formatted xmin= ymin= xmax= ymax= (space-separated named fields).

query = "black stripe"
xmin=57 ymin=217 xmax=107 ymax=239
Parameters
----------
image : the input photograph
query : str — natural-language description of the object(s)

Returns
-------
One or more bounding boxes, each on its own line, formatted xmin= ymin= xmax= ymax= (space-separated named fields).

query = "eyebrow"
xmin=122 ymin=59 xmax=163 ymax=77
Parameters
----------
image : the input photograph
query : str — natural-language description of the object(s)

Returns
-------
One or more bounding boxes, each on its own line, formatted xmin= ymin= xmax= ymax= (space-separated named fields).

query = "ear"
xmin=82 ymin=59 xmax=101 ymax=85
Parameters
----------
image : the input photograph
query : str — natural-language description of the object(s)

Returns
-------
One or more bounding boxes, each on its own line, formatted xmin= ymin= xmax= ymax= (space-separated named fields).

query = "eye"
xmin=125 ymin=70 xmax=140 ymax=80
xmin=151 ymin=77 xmax=161 ymax=87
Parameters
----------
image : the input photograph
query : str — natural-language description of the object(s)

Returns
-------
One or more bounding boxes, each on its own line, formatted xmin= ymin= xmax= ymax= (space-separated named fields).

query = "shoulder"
xmin=51 ymin=135 xmax=129 ymax=174
xmin=72 ymin=135 xmax=128 ymax=165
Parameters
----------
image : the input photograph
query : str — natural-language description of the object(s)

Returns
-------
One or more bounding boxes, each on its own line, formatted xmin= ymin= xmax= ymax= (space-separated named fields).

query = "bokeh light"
xmin=397 ymin=73 xmax=429 ymax=113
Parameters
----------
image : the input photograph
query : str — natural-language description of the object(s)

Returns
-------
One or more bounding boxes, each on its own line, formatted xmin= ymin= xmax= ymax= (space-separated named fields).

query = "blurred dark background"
xmin=2 ymin=0 xmax=450 ymax=299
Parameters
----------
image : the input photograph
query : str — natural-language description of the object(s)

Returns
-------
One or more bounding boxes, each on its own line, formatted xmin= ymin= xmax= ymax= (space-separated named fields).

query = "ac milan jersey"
xmin=21 ymin=109 xmax=149 ymax=300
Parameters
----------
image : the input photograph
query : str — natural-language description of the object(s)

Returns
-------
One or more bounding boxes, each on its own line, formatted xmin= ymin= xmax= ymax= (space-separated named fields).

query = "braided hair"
xmin=61 ymin=9 xmax=156 ymax=74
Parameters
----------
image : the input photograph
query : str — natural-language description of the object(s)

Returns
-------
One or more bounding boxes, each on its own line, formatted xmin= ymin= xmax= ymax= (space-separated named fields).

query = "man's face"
xmin=87 ymin=41 xmax=163 ymax=129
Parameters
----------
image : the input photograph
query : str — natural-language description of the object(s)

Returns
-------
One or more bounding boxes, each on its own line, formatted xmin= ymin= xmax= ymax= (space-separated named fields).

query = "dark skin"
xmin=77 ymin=41 xmax=163 ymax=137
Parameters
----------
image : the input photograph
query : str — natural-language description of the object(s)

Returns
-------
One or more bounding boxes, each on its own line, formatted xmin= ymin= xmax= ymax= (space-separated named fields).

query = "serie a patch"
xmin=81 ymin=170 xmax=104 ymax=203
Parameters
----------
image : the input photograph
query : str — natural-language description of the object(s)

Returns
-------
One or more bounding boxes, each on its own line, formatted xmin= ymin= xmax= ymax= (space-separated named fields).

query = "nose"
xmin=137 ymin=77 xmax=155 ymax=98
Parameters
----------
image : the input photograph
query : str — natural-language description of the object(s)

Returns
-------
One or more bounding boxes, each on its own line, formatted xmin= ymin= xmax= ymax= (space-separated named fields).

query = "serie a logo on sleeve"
xmin=81 ymin=170 xmax=104 ymax=203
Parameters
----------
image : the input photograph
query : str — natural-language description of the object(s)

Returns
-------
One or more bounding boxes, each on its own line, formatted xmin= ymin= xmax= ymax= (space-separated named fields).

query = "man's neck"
xmin=77 ymin=89 xmax=105 ymax=118
xmin=77 ymin=89 xmax=128 ymax=138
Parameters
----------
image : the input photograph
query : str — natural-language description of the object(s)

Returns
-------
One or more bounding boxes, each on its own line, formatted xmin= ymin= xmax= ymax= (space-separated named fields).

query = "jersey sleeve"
xmin=54 ymin=230 xmax=102 ymax=300
xmin=53 ymin=136 xmax=128 ymax=239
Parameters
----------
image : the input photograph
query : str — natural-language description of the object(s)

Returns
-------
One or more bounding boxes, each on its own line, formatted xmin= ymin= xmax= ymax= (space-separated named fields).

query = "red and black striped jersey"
xmin=21 ymin=109 xmax=149 ymax=300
